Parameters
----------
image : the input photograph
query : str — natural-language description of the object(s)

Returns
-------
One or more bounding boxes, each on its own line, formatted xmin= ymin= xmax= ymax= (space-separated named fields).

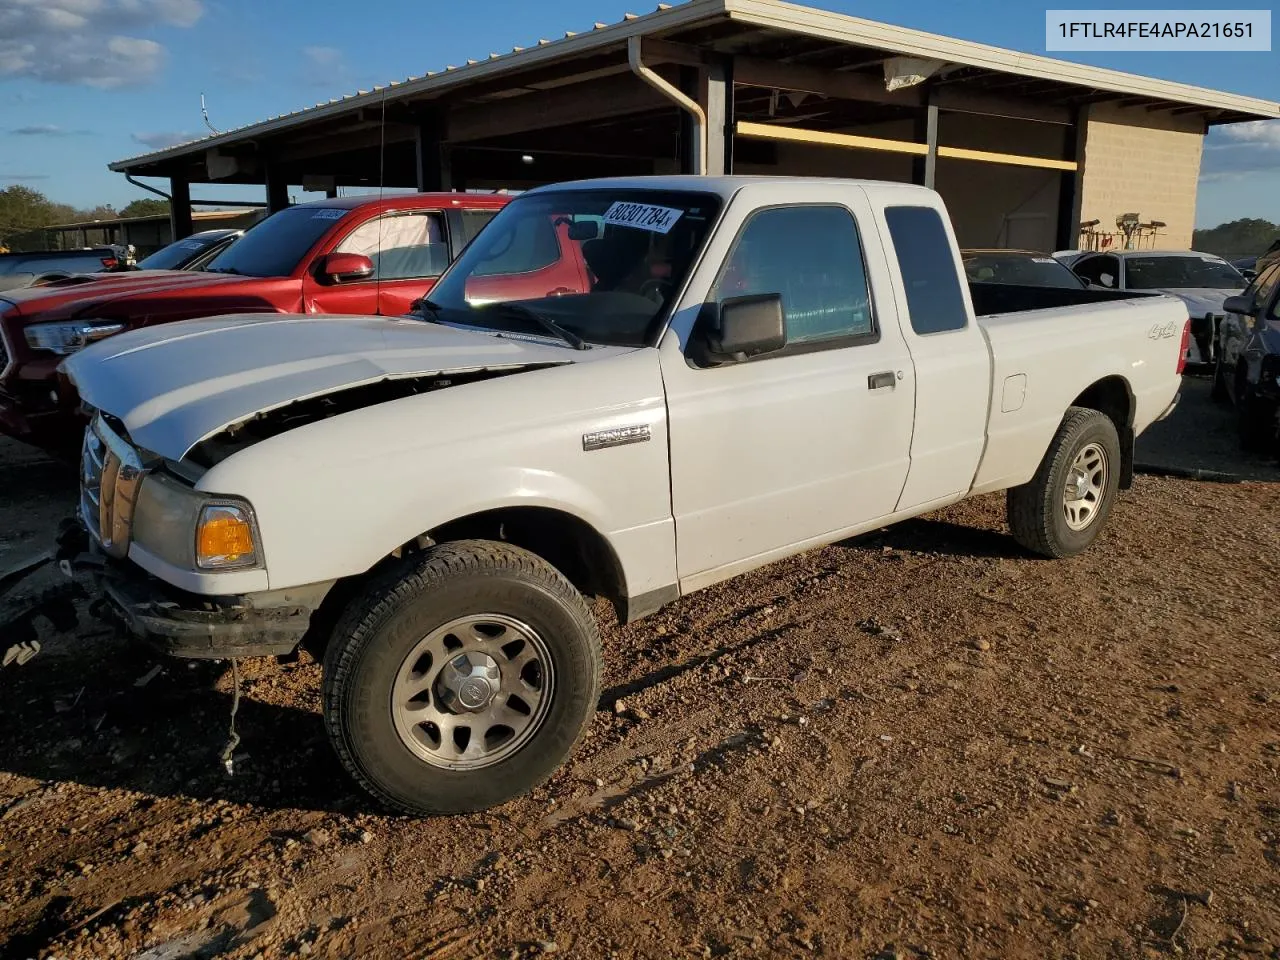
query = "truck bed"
xmin=969 ymin=281 xmax=1153 ymax=317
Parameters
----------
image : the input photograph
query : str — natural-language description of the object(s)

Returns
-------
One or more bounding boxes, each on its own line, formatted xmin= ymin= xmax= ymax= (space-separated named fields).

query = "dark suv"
xmin=1216 ymin=261 xmax=1280 ymax=453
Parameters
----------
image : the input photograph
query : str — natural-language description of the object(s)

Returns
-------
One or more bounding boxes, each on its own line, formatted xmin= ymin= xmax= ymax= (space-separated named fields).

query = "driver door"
xmin=303 ymin=210 xmax=448 ymax=316
xmin=659 ymin=184 xmax=915 ymax=590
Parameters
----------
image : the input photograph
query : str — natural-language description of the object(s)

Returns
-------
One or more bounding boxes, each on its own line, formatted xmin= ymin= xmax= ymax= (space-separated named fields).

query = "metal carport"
xmin=109 ymin=0 xmax=1279 ymax=252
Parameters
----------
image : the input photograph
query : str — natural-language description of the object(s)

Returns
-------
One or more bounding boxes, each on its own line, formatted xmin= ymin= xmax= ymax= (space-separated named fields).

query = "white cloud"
xmin=12 ymin=123 xmax=89 ymax=135
xmin=1217 ymin=119 xmax=1280 ymax=147
xmin=132 ymin=130 xmax=200 ymax=149
xmin=301 ymin=44 xmax=353 ymax=88
xmin=0 ymin=0 xmax=205 ymax=87
xmin=1200 ymin=120 xmax=1280 ymax=183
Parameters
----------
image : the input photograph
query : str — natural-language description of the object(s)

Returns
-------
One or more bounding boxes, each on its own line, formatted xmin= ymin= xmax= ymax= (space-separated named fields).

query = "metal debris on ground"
xmin=134 ymin=665 xmax=164 ymax=688
xmin=220 ymin=659 xmax=243 ymax=776
xmin=2 ymin=640 xmax=41 ymax=668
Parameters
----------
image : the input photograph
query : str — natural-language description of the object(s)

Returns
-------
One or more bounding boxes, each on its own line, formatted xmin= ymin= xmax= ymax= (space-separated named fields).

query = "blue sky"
xmin=0 ymin=0 xmax=1276 ymax=227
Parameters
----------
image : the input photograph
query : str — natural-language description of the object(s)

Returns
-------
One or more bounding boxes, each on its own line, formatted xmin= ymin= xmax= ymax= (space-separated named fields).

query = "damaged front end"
xmin=185 ymin=366 xmax=542 ymax=468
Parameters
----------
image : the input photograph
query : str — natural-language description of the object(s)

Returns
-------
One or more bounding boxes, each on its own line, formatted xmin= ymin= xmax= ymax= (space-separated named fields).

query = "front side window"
xmin=710 ymin=205 xmax=874 ymax=346
xmin=884 ymin=206 xmax=968 ymax=334
xmin=426 ymin=189 xmax=722 ymax=347
xmin=1072 ymin=255 xmax=1120 ymax=289
xmin=1254 ymin=264 xmax=1280 ymax=321
xmin=336 ymin=211 xmax=448 ymax=280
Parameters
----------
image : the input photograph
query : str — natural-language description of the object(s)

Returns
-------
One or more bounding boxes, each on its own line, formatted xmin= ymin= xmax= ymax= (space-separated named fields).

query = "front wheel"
xmin=322 ymin=540 xmax=602 ymax=815
xmin=1006 ymin=407 xmax=1122 ymax=559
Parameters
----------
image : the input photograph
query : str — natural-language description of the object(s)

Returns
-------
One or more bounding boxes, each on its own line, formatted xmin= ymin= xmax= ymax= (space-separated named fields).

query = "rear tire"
xmin=1006 ymin=407 xmax=1122 ymax=559
xmin=322 ymin=540 xmax=601 ymax=815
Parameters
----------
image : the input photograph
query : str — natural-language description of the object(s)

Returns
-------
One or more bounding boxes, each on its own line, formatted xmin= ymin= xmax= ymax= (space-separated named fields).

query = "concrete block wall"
xmin=1078 ymin=104 xmax=1204 ymax=250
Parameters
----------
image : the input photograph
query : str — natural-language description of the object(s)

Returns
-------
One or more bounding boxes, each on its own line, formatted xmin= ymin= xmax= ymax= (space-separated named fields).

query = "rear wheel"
xmin=322 ymin=540 xmax=602 ymax=815
xmin=1006 ymin=407 xmax=1122 ymax=559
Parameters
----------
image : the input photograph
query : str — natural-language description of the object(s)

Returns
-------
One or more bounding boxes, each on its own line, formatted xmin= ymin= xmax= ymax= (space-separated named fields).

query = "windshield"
xmin=204 ymin=207 xmax=346 ymax=278
xmin=963 ymin=252 xmax=1084 ymax=288
xmin=1125 ymin=255 xmax=1244 ymax=290
xmin=137 ymin=235 xmax=223 ymax=270
xmin=426 ymin=189 xmax=722 ymax=347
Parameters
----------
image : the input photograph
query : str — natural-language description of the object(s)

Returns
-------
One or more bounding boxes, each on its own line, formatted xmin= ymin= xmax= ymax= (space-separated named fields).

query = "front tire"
xmin=322 ymin=540 xmax=602 ymax=815
xmin=1006 ymin=407 xmax=1122 ymax=559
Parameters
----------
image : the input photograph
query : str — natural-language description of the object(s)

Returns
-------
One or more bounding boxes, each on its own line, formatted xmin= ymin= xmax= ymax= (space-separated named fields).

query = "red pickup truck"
xmin=0 ymin=192 xmax=517 ymax=454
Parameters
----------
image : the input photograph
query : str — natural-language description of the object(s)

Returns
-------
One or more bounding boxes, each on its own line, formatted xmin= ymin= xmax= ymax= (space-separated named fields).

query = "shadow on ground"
xmin=0 ymin=631 xmax=374 ymax=816
xmin=1137 ymin=373 xmax=1280 ymax=482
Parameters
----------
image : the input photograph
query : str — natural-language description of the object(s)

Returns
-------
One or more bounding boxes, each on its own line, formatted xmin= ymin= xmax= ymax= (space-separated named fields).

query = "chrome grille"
xmin=80 ymin=417 xmax=143 ymax=558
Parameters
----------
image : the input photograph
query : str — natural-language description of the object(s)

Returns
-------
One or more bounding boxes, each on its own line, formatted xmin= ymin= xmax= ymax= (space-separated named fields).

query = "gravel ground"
xmin=1 ymin=381 xmax=1278 ymax=960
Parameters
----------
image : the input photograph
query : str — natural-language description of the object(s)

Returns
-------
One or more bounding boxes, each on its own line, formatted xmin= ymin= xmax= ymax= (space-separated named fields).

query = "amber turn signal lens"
xmin=196 ymin=504 xmax=258 ymax=569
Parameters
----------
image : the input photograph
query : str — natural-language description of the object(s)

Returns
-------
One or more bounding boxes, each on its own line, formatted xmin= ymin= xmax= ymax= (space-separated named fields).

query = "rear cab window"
xmin=883 ymin=206 xmax=969 ymax=334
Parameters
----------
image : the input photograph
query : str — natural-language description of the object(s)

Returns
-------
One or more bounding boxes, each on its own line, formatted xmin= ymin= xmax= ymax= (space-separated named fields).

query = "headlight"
xmin=131 ymin=472 xmax=261 ymax=572
xmin=196 ymin=503 xmax=259 ymax=569
xmin=24 ymin=319 xmax=125 ymax=355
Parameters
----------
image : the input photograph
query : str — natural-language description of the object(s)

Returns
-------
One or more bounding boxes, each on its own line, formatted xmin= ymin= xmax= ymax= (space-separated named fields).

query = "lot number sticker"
xmin=603 ymin=202 xmax=683 ymax=234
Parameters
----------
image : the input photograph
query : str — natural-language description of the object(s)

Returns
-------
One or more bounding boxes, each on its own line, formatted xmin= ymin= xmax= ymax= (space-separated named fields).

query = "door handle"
xmin=868 ymin=371 xmax=896 ymax=390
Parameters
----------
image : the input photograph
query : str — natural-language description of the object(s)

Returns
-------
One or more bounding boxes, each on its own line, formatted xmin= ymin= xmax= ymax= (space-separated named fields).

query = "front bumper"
xmin=61 ymin=527 xmax=328 ymax=659
xmin=0 ymin=370 xmax=87 ymax=455
xmin=98 ymin=572 xmax=314 ymax=659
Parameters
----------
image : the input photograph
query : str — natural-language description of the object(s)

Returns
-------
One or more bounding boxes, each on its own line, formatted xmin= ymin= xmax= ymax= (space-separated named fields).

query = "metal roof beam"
xmin=734 ymin=56 xmax=1071 ymax=124
xmin=447 ymin=71 xmax=670 ymax=143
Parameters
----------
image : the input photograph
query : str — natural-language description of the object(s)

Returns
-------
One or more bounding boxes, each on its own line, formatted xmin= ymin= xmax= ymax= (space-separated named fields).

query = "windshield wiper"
xmin=206 ymin=266 xmax=242 ymax=275
xmin=412 ymin=297 xmax=444 ymax=320
xmin=486 ymin=302 xmax=589 ymax=351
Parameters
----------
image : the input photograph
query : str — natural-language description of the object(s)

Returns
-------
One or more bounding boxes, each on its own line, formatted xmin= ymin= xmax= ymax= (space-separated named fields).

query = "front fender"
xmin=195 ymin=350 xmax=676 ymax=598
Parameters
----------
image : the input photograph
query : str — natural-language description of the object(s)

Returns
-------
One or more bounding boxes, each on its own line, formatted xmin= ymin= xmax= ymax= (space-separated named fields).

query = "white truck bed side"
xmin=971 ymin=296 xmax=1185 ymax=495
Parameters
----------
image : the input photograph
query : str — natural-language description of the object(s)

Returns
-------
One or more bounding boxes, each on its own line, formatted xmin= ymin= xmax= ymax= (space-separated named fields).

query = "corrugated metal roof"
xmin=109 ymin=0 xmax=719 ymax=170
xmin=110 ymin=0 xmax=1279 ymax=172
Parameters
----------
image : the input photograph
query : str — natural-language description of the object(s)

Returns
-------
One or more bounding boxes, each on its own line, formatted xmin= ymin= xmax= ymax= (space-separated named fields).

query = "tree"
xmin=121 ymin=198 xmax=170 ymax=218
xmin=1192 ymin=218 xmax=1280 ymax=261
xmin=0 ymin=185 xmax=62 ymax=247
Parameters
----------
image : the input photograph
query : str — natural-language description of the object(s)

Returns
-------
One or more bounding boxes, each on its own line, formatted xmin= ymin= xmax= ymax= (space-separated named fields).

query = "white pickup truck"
xmin=61 ymin=176 xmax=1186 ymax=815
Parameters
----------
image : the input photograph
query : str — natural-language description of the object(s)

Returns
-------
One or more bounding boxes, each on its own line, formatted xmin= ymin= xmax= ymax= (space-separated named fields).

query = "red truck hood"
xmin=0 ymin=271 xmax=266 ymax=319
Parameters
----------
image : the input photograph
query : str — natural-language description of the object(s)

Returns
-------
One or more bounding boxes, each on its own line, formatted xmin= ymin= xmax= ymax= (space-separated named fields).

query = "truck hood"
xmin=0 ymin=269 xmax=257 ymax=316
xmin=62 ymin=313 xmax=587 ymax=460
xmin=1153 ymin=287 xmax=1244 ymax=316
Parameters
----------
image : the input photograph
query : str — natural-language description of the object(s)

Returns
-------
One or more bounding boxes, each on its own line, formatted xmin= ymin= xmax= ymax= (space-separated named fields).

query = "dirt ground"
xmin=1 ymin=375 xmax=1278 ymax=960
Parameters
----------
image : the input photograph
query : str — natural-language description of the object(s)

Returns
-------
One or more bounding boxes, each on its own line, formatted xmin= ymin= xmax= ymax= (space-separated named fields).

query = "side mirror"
xmin=567 ymin=220 xmax=599 ymax=242
xmin=1223 ymin=293 xmax=1256 ymax=316
xmin=319 ymin=252 xmax=374 ymax=283
xmin=1241 ymin=269 xmax=1257 ymax=282
xmin=702 ymin=293 xmax=786 ymax=362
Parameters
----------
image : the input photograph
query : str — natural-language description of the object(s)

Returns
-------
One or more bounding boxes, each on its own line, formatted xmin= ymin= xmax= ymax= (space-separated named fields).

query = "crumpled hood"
xmin=62 ymin=313 xmax=582 ymax=460
xmin=1155 ymin=287 xmax=1244 ymax=317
